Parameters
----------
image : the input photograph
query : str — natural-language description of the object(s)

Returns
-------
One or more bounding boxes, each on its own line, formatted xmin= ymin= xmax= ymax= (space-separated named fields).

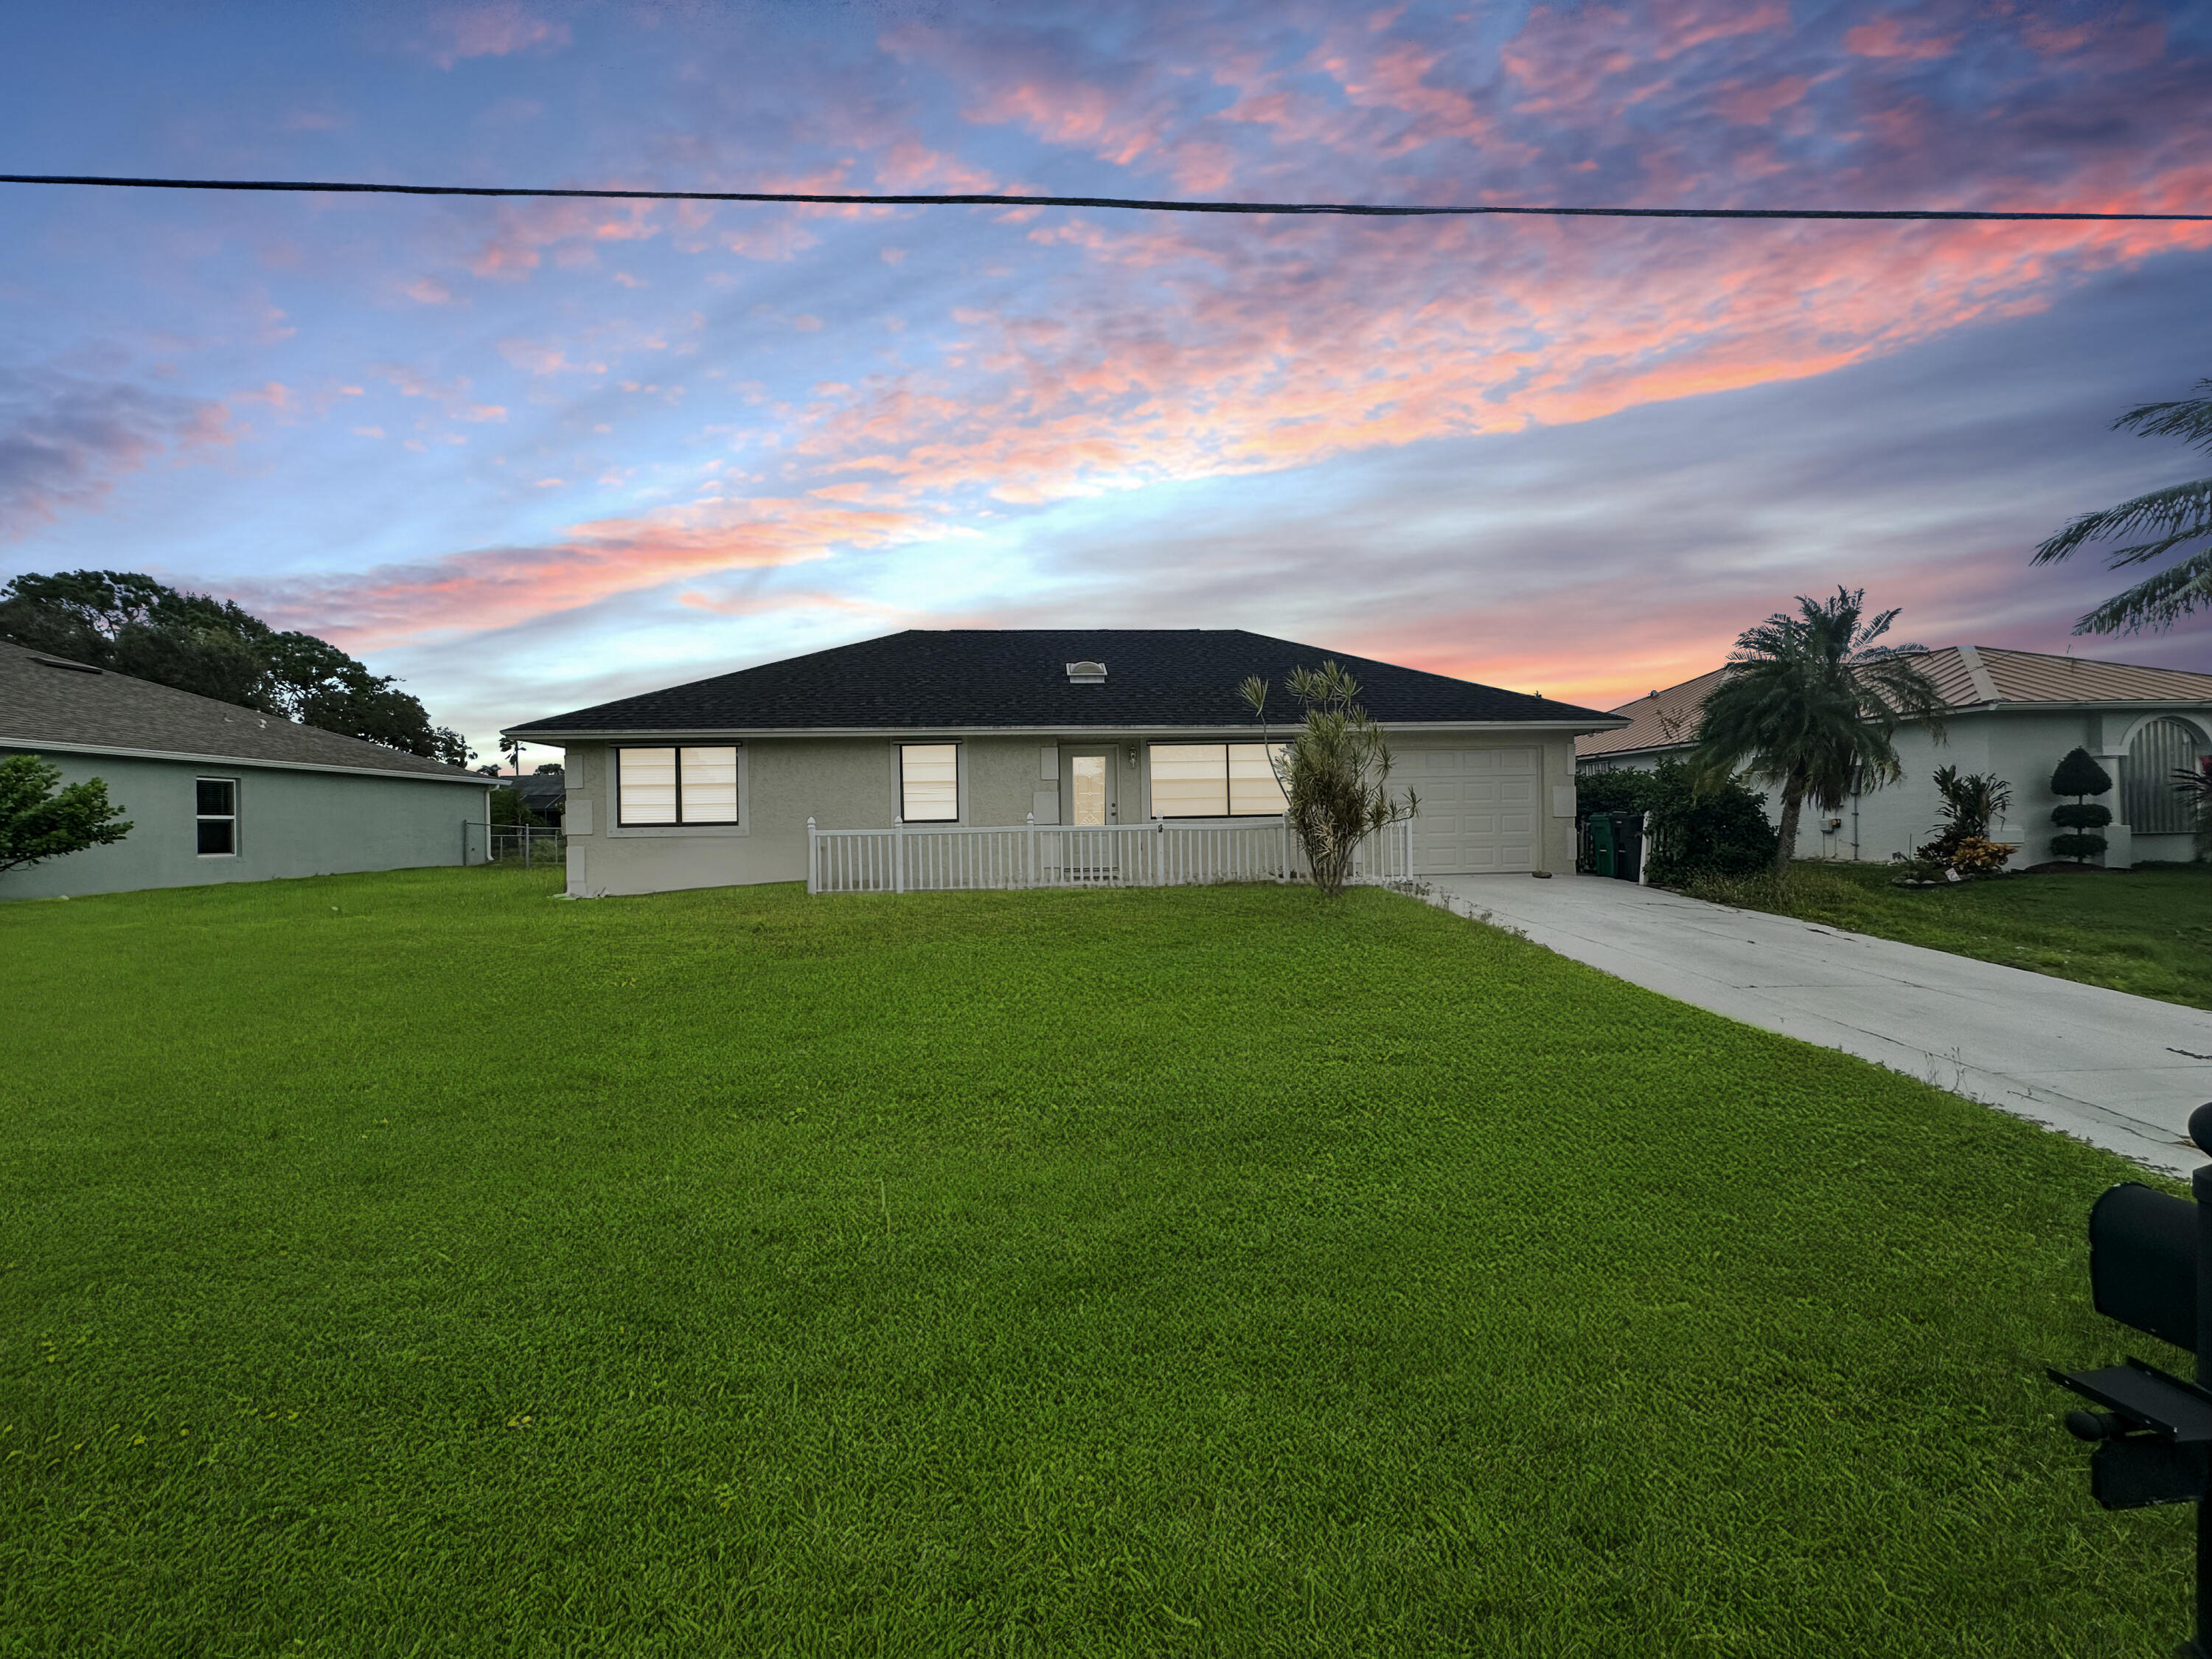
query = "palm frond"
xmin=2033 ymin=478 xmax=2212 ymax=565
xmin=2071 ymin=546 xmax=2212 ymax=634
xmin=2115 ymin=383 xmax=2212 ymax=452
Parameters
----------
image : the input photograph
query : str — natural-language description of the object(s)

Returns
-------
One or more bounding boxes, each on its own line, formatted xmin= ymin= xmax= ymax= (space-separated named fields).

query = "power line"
xmin=1 ymin=172 xmax=2205 ymax=222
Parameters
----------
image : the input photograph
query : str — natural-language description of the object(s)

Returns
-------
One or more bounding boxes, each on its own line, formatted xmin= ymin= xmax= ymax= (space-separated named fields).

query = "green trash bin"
xmin=1587 ymin=813 xmax=1617 ymax=878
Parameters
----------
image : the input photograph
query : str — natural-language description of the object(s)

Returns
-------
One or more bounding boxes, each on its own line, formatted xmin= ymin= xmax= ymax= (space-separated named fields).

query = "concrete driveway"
xmin=1425 ymin=873 xmax=2212 ymax=1178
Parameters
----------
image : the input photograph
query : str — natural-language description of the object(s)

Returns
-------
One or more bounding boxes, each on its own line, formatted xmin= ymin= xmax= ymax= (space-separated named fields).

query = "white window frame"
xmin=612 ymin=745 xmax=745 ymax=831
xmin=897 ymin=741 xmax=963 ymax=824
xmin=1147 ymin=742 xmax=1289 ymax=819
xmin=195 ymin=776 xmax=239 ymax=858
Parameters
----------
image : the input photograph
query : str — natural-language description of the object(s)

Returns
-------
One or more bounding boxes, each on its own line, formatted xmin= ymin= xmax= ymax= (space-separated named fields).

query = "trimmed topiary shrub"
xmin=2051 ymin=832 xmax=2110 ymax=861
xmin=2048 ymin=746 xmax=2113 ymax=864
xmin=2051 ymin=801 xmax=2113 ymax=830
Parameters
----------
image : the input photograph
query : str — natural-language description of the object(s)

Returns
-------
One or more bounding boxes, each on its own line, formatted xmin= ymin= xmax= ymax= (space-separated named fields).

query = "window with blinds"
xmin=1149 ymin=743 xmax=1288 ymax=817
xmin=2125 ymin=719 xmax=2211 ymax=834
xmin=900 ymin=744 xmax=959 ymax=821
xmin=616 ymin=746 xmax=740 ymax=826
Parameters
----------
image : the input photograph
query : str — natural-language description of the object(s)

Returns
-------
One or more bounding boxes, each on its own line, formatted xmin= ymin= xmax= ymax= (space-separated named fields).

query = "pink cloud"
xmin=1841 ymin=15 xmax=1958 ymax=62
xmin=425 ymin=3 xmax=571 ymax=70
xmin=1713 ymin=74 xmax=1810 ymax=125
xmin=262 ymin=496 xmax=935 ymax=647
xmin=0 ymin=369 xmax=236 ymax=539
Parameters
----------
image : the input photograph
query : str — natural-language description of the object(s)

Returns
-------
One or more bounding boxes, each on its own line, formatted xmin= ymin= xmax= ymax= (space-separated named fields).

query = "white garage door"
xmin=1411 ymin=748 xmax=1539 ymax=874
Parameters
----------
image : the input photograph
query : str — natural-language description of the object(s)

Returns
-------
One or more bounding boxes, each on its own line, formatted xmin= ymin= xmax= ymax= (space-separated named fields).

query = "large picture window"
xmin=196 ymin=777 xmax=237 ymax=855
xmin=617 ymin=746 xmax=740 ymax=826
xmin=900 ymin=743 xmax=959 ymax=822
xmin=1150 ymin=743 xmax=1288 ymax=817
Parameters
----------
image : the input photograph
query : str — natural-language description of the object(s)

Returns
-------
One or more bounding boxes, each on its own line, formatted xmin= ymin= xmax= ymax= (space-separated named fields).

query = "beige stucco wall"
xmin=1576 ymin=707 xmax=2211 ymax=870
xmin=560 ymin=729 xmax=1586 ymax=896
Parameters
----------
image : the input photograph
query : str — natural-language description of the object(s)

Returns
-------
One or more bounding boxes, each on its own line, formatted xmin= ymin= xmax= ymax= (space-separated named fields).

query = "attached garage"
xmin=1410 ymin=746 xmax=1539 ymax=874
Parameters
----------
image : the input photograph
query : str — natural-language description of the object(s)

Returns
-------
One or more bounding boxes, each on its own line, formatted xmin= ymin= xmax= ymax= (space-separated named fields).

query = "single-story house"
xmin=493 ymin=771 xmax=566 ymax=826
xmin=1 ymin=639 xmax=497 ymax=900
xmin=1576 ymin=645 xmax=2212 ymax=868
xmin=504 ymin=629 xmax=1632 ymax=898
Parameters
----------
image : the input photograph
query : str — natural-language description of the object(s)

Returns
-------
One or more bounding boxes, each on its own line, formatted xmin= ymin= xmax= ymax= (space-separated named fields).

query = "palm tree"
xmin=1688 ymin=588 xmax=1950 ymax=877
xmin=2031 ymin=380 xmax=2212 ymax=633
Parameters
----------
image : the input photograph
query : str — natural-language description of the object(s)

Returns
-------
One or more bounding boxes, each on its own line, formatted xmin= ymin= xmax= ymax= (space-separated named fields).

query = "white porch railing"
xmin=807 ymin=814 xmax=1413 ymax=896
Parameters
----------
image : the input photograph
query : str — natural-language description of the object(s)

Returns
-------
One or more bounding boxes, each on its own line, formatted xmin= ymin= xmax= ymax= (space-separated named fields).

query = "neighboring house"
xmin=495 ymin=772 xmax=566 ymax=826
xmin=1576 ymin=646 xmax=2212 ymax=868
xmin=504 ymin=629 xmax=1631 ymax=897
xmin=1 ymin=639 xmax=497 ymax=899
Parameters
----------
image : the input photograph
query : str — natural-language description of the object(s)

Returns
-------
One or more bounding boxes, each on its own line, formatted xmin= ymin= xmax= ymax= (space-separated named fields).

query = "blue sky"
xmin=4 ymin=0 xmax=2208 ymax=768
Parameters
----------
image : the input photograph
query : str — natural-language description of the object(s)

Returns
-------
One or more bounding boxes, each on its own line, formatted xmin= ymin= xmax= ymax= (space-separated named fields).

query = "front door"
xmin=1060 ymin=749 xmax=1116 ymax=827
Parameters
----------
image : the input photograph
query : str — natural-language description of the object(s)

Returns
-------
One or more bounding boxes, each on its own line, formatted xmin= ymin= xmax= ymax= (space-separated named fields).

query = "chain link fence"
xmin=462 ymin=823 xmax=567 ymax=868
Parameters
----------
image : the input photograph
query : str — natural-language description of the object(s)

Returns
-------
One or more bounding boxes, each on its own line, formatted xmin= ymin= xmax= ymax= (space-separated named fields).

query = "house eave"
xmin=1 ymin=734 xmax=498 ymax=786
xmin=507 ymin=717 xmax=1635 ymax=743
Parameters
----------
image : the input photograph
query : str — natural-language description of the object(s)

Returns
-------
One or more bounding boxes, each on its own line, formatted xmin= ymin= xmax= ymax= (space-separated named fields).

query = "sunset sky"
xmin=4 ymin=0 xmax=2209 ymax=768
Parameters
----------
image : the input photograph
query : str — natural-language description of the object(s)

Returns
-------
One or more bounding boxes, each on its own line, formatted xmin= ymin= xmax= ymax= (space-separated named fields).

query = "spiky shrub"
xmin=2048 ymin=747 xmax=2113 ymax=863
xmin=1686 ymin=587 xmax=1949 ymax=877
xmin=2173 ymin=762 xmax=2212 ymax=859
xmin=1239 ymin=661 xmax=1417 ymax=900
xmin=1917 ymin=765 xmax=2013 ymax=865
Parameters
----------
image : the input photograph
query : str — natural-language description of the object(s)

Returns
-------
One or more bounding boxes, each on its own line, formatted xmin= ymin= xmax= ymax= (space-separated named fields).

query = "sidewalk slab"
xmin=1425 ymin=873 xmax=2212 ymax=1178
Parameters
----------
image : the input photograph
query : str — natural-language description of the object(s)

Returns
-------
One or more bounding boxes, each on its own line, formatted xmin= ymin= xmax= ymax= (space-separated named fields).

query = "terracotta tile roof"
xmin=1575 ymin=645 xmax=2212 ymax=761
xmin=1575 ymin=667 xmax=1731 ymax=760
xmin=1971 ymin=645 xmax=2212 ymax=705
xmin=0 ymin=639 xmax=492 ymax=782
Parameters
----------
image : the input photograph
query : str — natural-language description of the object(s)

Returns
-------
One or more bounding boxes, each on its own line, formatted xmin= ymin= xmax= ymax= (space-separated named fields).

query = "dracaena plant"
xmin=1239 ymin=661 xmax=1417 ymax=900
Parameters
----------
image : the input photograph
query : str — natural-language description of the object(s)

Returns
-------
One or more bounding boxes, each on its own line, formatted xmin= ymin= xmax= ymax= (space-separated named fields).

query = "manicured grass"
xmin=1683 ymin=859 xmax=2212 ymax=1010
xmin=0 ymin=868 xmax=2197 ymax=1657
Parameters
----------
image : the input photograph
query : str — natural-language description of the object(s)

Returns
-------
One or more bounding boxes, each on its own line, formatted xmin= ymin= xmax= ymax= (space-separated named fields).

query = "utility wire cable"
xmin=1 ymin=172 xmax=2206 ymax=221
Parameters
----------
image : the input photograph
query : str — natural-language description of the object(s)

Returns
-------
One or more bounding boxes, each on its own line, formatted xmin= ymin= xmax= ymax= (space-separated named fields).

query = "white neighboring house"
xmin=1575 ymin=646 xmax=2212 ymax=869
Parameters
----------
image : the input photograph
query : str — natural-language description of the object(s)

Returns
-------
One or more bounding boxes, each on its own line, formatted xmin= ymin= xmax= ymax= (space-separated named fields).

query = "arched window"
xmin=2124 ymin=718 xmax=2211 ymax=833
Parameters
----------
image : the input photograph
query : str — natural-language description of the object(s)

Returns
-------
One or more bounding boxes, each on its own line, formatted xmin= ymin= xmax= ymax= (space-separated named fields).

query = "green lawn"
xmin=1683 ymin=860 xmax=2212 ymax=1011
xmin=0 ymin=868 xmax=2196 ymax=1657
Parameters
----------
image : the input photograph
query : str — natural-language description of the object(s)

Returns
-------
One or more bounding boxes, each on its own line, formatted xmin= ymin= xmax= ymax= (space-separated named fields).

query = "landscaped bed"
xmin=1683 ymin=859 xmax=2212 ymax=1012
xmin=0 ymin=868 xmax=2194 ymax=1655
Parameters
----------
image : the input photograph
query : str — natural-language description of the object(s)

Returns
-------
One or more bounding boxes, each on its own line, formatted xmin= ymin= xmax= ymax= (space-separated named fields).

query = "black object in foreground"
xmin=2049 ymin=1102 xmax=2212 ymax=1658
xmin=1 ymin=173 xmax=2209 ymax=223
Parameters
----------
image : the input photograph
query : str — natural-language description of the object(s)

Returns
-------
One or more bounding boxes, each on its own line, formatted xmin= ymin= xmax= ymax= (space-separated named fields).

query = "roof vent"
xmin=1065 ymin=660 xmax=1107 ymax=684
xmin=32 ymin=656 xmax=102 ymax=675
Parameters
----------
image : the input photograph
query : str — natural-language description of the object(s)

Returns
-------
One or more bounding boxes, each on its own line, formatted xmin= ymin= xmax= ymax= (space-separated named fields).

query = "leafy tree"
xmin=534 ymin=762 xmax=564 ymax=775
xmin=1576 ymin=760 xmax=1777 ymax=886
xmin=2048 ymin=747 xmax=2113 ymax=863
xmin=0 ymin=569 xmax=467 ymax=766
xmin=1239 ymin=660 xmax=1418 ymax=899
xmin=488 ymin=787 xmax=549 ymax=830
xmin=1687 ymin=588 xmax=1950 ymax=877
xmin=2031 ymin=379 xmax=2212 ymax=633
xmin=0 ymin=754 xmax=133 ymax=877
xmin=1916 ymin=766 xmax=2013 ymax=865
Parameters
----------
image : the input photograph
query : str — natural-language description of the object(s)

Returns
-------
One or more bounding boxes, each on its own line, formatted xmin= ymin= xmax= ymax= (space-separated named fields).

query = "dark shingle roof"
xmin=0 ymin=639 xmax=492 ymax=783
xmin=508 ymin=629 xmax=1627 ymax=737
